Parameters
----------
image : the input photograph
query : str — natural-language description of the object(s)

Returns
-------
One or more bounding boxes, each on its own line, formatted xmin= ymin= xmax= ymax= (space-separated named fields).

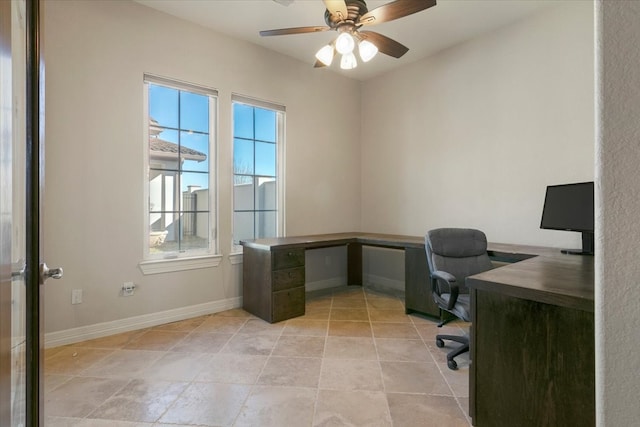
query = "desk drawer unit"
xmin=243 ymin=246 xmax=306 ymax=323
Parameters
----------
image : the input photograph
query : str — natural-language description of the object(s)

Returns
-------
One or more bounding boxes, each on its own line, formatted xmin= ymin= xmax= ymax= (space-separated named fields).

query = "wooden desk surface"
xmin=468 ymin=246 xmax=594 ymax=312
xmin=242 ymin=232 xmax=595 ymax=312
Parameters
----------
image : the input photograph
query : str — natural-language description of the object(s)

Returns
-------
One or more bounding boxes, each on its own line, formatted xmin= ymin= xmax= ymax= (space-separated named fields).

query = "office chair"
xmin=425 ymin=228 xmax=493 ymax=370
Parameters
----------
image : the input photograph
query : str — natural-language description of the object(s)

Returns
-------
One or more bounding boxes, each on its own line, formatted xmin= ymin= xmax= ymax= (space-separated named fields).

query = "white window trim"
xmin=139 ymin=254 xmax=223 ymax=275
xmin=229 ymin=252 xmax=243 ymax=265
xmin=141 ymin=74 xmax=220 ymax=271
xmin=230 ymin=94 xmax=286 ymax=253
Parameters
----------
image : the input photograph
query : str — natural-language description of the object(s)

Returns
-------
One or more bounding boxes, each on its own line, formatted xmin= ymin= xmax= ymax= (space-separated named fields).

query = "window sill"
xmin=229 ymin=252 xmax=243 ymax=265
xmin=139 ymin=254 xmax=223 ymax=275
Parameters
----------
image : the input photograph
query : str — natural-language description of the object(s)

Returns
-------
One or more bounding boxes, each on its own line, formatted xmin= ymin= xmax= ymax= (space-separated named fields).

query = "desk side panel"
xmin=473 ymin=290 xmax=595 ymax=427
xmin=404 ymin=247 xmax=440 ymax=318
xmin=242 ymin=247 xmax=273 ymax=322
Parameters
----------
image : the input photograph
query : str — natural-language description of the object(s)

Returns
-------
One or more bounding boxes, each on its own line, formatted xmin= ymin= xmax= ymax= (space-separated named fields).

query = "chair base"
xmin=436 ymin=334 xmax=469 ymax=370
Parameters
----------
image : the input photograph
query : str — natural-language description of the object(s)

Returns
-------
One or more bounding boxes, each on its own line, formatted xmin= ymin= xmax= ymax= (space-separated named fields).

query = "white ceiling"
xmin=135 ymin=0 xmax=555 ymax=81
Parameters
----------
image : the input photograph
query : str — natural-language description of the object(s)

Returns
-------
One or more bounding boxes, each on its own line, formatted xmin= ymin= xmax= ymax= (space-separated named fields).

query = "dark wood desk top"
xmin=240 ymin=232 xmax=425 ymax=251
xmin=241 ymin=233 xmax=595 ymax=312
xmin=468 ymin=244 xmax=594 ymax=312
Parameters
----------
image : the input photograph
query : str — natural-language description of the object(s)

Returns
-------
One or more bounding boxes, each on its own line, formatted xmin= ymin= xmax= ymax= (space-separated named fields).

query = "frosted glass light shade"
xmin=340 ymin=52 xmax=358 ymax=70
xmin=335 ymin=32 xmax=355 ymax=55
xmin=315 ymin=44 xmax=334 ymax=66
xmin=359 ymin=40 xmax=378 ymax=62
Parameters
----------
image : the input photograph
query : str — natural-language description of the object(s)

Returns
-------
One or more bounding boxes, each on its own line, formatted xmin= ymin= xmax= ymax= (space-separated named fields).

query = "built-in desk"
xmin=241 ymin=232 xmax=439 ymax=323
xmin=467 ymin=245 xmax=594 ymax=426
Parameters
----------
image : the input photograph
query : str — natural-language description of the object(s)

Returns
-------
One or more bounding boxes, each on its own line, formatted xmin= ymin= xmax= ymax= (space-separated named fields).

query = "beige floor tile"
xmin=81 ymin=350 xmax=164 ymax=379
xmin=72 ymin=330 xmax=148 ymax=350
xmin=123 ymin=330 xmax=189 ymax=351
xmin=330 ymin=308 xmax=369 ymax=321
xmin=88 ymin=379 xmax=187 ymax=423
xmin=331 ymin=298 xmax=367 ymax=309
xmin=139 ymin=352 xmax=211 ymax=381
xmin=45 ymin=347 xmax=114 ymax=376
xmin=375 ymin=338 xmax=432 ymax=362
xmin=282 ymin=319 xmax=329 ymax=336
xmin=381 ymin=361 xmax=451 ymax=394
xmin=45 ymin=376 xmax=128 ymax=418
xmin=257 ymin=356 xmax=322 ymax=387
xmin=371 ymin=322 xmax=420 ymax=339
xmin=194 ymin=316 xmax=248 ymax=333
xmin=324 ymin=336 xmax=377 ymax=360
xmin=212 ymin=308 xmax=255 ymax=318
xmin=44 ymin=289 xmax=471 ymax=426
xmin=45 ymin=374 xmax=73 ymax=393
xmin=220 ymin=333 xmax=278 ymax=355
xmin=159 ymin=382 xmax=251 ymax=426
xmin=272 ymin=335 xmax=326 ymax=357
xmin=152 ymin=315 xmax=208 ymax=332
xmin=366 ymin=296 xmax=405 ymax=311
xmin=319 ymin=359 xmax=383 ymax=391
xmin=234 ymin=385 xmax=316 ymax=427
xmin=169 ymin=331 xmax=232 ymax=353
xmin=313 ymin=389 xmax=392 ymax=427
xmin=386 ymin=393 xmax=470 ymax=427
xmin=300 ymin=307 xmax=331 ymax=320
xmin=328 ymin=320 xmax=372 ymax=337
xmin=368 ymin=308 xmax=411 ymax=323
xmin=196 ymin=353 xmax=268 ymax=384
xmin=237 ymin=318 xmax=286 ymax=335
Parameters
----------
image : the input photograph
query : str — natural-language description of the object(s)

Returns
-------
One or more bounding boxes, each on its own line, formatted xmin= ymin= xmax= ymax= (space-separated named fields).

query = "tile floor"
xmin=44 ymin=287 xmax=471 ymax=427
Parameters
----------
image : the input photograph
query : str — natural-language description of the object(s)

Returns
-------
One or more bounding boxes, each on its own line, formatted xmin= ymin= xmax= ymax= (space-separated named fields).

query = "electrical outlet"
xmin=122 ymin=282 xmax=135 ymax=296
xmin=71 ymin=289 xmax=82 ymax=304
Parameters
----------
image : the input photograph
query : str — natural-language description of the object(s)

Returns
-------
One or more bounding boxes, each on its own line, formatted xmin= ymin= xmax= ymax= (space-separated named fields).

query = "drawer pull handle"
xmin=288 ymin=272 xmax=293 ymax=278
xmin=288 ymin=252 xmax=293 ymax=257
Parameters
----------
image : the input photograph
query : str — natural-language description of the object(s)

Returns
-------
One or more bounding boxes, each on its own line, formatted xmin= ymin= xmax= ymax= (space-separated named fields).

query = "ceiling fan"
xmin=260 ymin=0 xmax=437 ymax=70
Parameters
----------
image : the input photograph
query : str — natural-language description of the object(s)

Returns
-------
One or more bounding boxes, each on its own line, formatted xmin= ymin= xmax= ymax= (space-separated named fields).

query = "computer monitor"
xmin=540 ymin=181 xmax=594 ymax=255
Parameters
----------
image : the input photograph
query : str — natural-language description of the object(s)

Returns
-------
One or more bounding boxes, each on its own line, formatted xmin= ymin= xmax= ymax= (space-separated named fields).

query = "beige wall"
xmin=360 ymin=1 xmax=594 ymax=249
xmin=596 ymin=1 xmax=640 ymax=424
xmin=42 ymin=0 xmax=361 ymax=334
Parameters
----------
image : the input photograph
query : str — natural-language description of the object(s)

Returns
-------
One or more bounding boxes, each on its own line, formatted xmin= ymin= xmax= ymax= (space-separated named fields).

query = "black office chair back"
xmin=425 ymin=228 xmax=493 ymax=296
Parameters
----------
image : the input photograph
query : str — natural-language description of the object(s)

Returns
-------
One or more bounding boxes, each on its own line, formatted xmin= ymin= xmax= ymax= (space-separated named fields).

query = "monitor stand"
xmin=561 ymin=232 xmax=594 ymax=256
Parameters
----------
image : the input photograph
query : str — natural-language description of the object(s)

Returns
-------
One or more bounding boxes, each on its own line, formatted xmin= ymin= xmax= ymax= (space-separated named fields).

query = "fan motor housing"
xmin=324 ymin=0 xmax=368 ymax=27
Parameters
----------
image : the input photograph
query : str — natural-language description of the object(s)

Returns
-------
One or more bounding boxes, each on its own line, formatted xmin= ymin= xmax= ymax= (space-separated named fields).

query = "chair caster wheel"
xmin=436 ymin=338 xmax=445 ymax=348
xmin=447 ymin=359 xmax=458 ymax=370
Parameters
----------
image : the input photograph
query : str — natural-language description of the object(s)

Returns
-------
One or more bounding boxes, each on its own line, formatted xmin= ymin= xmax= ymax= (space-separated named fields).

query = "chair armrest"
xmin=431 ymin=270 xmax=459 ymax=310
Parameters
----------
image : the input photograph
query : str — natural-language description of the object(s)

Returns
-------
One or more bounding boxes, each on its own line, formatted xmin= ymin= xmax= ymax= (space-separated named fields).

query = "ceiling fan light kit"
xmin=261 ymin=0 xmax=437 ymax=70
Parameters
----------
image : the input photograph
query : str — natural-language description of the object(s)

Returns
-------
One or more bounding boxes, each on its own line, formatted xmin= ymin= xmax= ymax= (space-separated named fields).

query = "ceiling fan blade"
xmin=323 ymin=0 xmax=348 ymax=22
xmin=260 ymin=26 xmax=331 ymax=36
xmin=314 ymin=60 xmax=327 ymax=68
xmin=359 ymin=0 xmax=436 ymax=26
xmin=359 ymin=31 xmax=409 ymax=58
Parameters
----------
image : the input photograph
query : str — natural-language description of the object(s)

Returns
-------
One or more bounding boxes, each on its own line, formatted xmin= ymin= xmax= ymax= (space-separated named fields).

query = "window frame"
xmin=140 ymin=74 xmax=221 ymax=274
xmin=231 ymin=94 xmax=286 ymax=253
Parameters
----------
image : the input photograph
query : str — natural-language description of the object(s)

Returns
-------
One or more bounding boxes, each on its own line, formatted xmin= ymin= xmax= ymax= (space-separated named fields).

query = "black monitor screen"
xmin=540 ymin=182 xmax=594 ymax=232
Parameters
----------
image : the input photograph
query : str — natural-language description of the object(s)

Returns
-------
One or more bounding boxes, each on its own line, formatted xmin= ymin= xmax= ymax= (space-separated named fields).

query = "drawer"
xmin=272 ymin=286 xmax=305 ymax=322
xmin=272 ymin=248 xmax=305 ymax=270
xmin=272 ymin=267 xmax=305 ymax=292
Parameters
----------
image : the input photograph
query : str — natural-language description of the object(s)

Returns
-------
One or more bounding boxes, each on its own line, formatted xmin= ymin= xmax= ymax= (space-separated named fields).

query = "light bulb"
xmin=340 ymin=52 xmax=358 ymax=70
xmin=335 ymin=32 xmax=355 ymax=55
xmin=315 ymin=44 xmax=334 ymax=66
xmin=359 ymin=40 xmax=378 ymax=62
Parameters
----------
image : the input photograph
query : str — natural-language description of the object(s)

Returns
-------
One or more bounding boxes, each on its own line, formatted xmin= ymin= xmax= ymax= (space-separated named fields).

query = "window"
xmin=143 ymin=75 xmax=218 ymax=267
xmin=232 ymin=96 xmax=285 ymax=250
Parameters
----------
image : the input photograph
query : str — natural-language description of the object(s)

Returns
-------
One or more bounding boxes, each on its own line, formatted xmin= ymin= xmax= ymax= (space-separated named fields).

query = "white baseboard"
xmin=45 ymin=297 xmax=242 ymax=348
